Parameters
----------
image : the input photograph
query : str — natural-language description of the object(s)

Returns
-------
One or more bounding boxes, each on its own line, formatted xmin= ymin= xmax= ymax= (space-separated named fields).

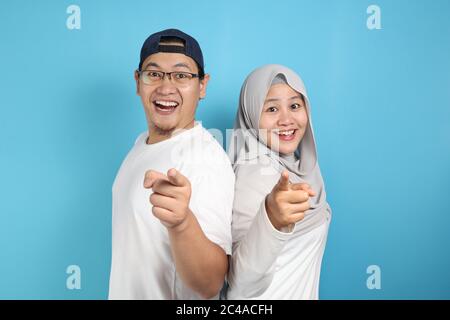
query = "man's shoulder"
xmin=133 ymin=130 xmax=148 ymax=146
xmin=187 ymin=125 xmax=233 ymax=168
xmin=196 ymin=125 xmax=227 ymax=153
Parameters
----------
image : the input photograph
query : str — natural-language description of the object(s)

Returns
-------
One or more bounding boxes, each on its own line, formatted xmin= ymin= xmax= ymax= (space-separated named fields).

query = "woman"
xmin=227 ymin=64 xmax=332 ymax=299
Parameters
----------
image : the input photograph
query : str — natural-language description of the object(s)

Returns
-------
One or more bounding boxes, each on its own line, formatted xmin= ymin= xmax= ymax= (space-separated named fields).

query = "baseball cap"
xmin=138 ymin=28 xmax=204 ymax=77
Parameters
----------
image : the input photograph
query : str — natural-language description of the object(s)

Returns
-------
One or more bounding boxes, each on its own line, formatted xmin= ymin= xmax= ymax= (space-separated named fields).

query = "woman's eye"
xmin=267 ymin=106 xmax=277 ymax=112
xmin=291 ymin=103 xmax=302 ymax=110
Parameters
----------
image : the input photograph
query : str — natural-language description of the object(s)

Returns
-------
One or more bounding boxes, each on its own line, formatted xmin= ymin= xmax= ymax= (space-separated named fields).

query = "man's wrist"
xmin=168 ymin=208 xmax=194 ymax=234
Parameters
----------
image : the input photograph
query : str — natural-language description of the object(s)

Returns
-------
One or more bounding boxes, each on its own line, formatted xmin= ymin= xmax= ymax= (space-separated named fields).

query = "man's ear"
xmin=199 ymin=74 xmax=210 ymax=100
xmin=134 ymin=70 xmax=140 ymax=95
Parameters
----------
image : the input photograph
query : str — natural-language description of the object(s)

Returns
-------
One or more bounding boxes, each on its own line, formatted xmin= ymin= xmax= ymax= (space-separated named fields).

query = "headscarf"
xmin=228 ymin=64 xmax=330 ymax=233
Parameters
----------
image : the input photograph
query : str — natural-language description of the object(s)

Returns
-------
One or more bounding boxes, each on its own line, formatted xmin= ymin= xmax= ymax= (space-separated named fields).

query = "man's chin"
xmin=152 ymin=123 xmax=177 ymax=136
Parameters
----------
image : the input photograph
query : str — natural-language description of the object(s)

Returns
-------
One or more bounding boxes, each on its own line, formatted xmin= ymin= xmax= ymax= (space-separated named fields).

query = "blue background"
xmin=0 ymin=0 xmax=449 ymax=299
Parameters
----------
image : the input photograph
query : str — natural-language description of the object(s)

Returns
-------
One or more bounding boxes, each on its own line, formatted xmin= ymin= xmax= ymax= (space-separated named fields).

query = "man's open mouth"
xmin=153 ymin=100 xmax=179 ymax=115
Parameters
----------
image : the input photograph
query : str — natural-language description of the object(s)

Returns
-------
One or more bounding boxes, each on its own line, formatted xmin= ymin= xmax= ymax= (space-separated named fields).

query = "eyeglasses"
xmin=137 ymin=70 xmax=199 ymax=86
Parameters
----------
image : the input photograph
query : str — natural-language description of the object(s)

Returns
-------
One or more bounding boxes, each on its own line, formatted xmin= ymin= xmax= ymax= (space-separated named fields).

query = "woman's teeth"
xmin=274 ymin=129 xmax=297 ymax=141
xmin=277 ymin=130 xmax=295 ymax=136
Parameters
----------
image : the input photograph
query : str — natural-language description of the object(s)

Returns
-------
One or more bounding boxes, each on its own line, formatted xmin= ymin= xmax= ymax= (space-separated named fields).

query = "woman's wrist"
xmin=265 ymin=194 xmax=287 ymax=231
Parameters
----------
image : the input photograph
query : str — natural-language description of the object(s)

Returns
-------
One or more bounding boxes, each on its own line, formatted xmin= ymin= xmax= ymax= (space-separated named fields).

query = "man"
xmin=108 ymin=29 xmax=234 ymax=299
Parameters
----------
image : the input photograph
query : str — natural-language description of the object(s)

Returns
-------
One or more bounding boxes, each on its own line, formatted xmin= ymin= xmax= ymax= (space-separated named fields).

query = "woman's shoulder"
xmin=235 ymin=154 xmax=279 ymax=175
xmin=234 ymin=157 xmax=280 ymax=193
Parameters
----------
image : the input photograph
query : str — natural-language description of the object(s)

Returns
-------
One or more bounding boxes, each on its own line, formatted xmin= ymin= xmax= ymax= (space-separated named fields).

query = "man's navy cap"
xmin=138 ymin=28 xmax=204 ymax=76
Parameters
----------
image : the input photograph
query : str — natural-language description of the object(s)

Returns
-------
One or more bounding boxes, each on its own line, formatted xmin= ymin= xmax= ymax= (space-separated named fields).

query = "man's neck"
xmin=146 ymin=120 xmax=196 ymax=145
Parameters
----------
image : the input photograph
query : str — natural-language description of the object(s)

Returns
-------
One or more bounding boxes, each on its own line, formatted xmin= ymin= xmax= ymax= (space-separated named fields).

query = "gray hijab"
xmin=228 ymin=64 xmax=330 ymax=229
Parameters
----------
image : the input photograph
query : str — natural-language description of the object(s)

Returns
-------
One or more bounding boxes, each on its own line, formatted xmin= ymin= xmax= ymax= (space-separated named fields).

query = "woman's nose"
xmin=277 ymin=108 xmax=294 ymax=126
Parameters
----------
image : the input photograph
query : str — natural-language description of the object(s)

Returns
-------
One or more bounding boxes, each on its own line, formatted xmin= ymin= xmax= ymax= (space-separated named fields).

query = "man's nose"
xmin=155 ymin=76 xmax=177 ymax=95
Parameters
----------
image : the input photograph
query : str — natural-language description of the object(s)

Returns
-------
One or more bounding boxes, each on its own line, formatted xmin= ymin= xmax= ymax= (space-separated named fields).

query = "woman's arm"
xmin=227 ymin=164 xmax=291 ymax=299
xmin=227 ymin=165 xmax=314 ymax=299
xmin=228 ymin=196 xmax=293 ymax=299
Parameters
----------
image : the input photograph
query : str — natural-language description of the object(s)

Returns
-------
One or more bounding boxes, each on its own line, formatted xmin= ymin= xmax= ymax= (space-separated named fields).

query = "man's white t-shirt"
xmin=108 ymin=121 xmax=235 ymax=300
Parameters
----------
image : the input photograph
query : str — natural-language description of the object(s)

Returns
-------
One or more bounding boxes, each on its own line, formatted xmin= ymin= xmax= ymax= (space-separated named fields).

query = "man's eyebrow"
xmin=143 ymin=62 xmax=193 ymax=71
xmin=264 ymin=95 xmax=303 ymax=103
xmin=173 ymin=63 xmax=192 ymax=71
xmin=143 ymin=62 xmax=160 ymax=70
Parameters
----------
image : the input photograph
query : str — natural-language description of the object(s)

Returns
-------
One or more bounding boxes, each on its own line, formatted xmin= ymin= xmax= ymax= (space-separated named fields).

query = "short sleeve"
xmin=188 ymin=163 xmax=235 ymax=255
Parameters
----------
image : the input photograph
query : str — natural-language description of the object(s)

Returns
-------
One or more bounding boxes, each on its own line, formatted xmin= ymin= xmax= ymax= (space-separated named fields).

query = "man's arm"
xmin=144 ymin=168 xmax=228 ymax=299
xmin=168 ymin=209 xmax=228 ymax=299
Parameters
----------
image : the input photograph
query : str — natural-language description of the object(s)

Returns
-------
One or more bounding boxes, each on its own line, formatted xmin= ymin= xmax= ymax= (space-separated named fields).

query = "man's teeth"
xmin=155 ymin=100 xmax=178 ymax=107
xmin=277 ymin=130 xmax=295 ymax=136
